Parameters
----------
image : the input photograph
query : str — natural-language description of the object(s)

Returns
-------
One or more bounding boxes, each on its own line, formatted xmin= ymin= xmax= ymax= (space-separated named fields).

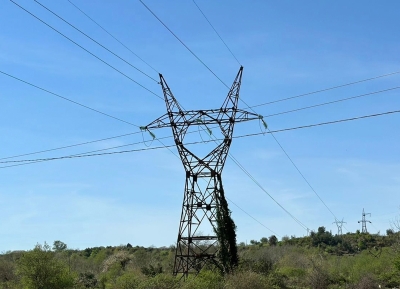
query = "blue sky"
xmin=1 ymin=0 xmax=400 ymax=251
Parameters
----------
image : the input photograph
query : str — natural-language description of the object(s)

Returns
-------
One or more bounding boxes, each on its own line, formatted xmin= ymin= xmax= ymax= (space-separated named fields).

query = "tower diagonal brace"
xmin=144 ymin=67 xmax=259 ymax=278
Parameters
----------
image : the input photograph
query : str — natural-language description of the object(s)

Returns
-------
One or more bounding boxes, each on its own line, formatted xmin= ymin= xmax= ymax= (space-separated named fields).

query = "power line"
xmin=250 ymin=70 xmax=400 ymax=109
xmin=9 ymin=0 xmax=162 ymax=99
xmin=3 ymin=108 xmax=399 ymax=234
xmin=261 ymin=109 xmax=400 ymax=134
xmin=10 ymin=0 xmax=398 ymax=137
xmin=250 ymin=85 xmax=400 ymax=223
xmin=5 ymin=65 xmax=397 ymax=136
xmin=3 ymin=64 xmax=396 ymax=227
xmin=233 ymin=109 xmax=400 ymax=139
xmin=226 ymin=196 xmax=279 ymax=236
xmin=33 ymin=0 xmax=158 ymax=82
xmin=0 ymin=131 xmax=143 ymax=161
xmin=4 ymin=108 xmax=398 ymax=166
xmin=66 ymin=0 xmax=159 ymax=74
xmin=189 ymin=0 xmax=400 ymax=128
xmin=263 ymin=86 xmax=400 ymax=119
xmin=138 ymin=0 xmax=229 ymax=89
xmin=231 ymin=70 xmax=340 ymax=224
xmin=197 ymin=116 xmax=308 ymax=232
xmin=0 ymin=70 xmax=141 ymax=127
xmin=139 ymin=0 xmax=400 ymax=132
xmin=141 ymin=0 xmax=400 ymax=115
xmin=4 ymin=64 xmax=399 ymax=164
xmin=268 ymin=130 xmax=339 ymax=221
xmin=0 ymin=143 xmax=176 ymax=169
xmin=236 ymin=88 xmax=345 ymax=225
xmin=192 ymin=0 xmax=241 ymax=66
xmin=228 ymin=152 xmax=309 ymax=230
xmin=201 ymin=127 xmax=308 ymax=231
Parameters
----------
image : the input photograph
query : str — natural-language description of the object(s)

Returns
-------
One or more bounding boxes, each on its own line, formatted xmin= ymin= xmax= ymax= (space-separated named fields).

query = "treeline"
xmin=1 ymin=228 xmax=400 ymax=289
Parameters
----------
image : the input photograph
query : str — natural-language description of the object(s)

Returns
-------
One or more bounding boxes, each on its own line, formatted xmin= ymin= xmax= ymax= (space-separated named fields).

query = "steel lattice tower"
xmin=332 ymin=219 xmax=346 ymax=235
xmin=358 ymin=208 xmax=371 ymax=233
xmin=143 ymin=67 xmax=259 ymax=277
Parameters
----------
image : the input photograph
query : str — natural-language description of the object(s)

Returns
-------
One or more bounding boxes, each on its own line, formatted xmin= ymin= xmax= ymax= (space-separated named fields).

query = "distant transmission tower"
xmin=332 ymin=219 xmax=346 ymax=235
xmin=143 ymin=67 xmax=260 ymax=278
xmin=358 ymin=208 xmax=371 ymax=233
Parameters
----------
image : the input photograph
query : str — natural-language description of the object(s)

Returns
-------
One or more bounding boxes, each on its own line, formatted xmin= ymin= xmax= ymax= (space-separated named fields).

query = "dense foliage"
xmin=215 ymin=187 xmax=239 ymax=274
xmin=1 ymin=229 xmax=400 ymax=289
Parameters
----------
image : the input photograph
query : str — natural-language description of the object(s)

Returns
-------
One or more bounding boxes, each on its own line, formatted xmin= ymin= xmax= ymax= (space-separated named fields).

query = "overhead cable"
xmin=0 ymin=131 xmax=142 ymax=161
xmin=228 ymin=152 xmax=309 ymax=230
xmin=138 ymin=0 xmax=229 ymax=89
xmin=268 ymin=130 xmax=339 ymax=221
xmin=250 ymin=70 xmax=400 ymax=109
xmin=263 ymin=86 xmax=400 ymax=119
xmin=192 ymin=0 xmax=241 ymax=66
xmin=9 ymin=0 xmax=161 ymax=99
xmin=67 ymin=0 xmax=159 ymax=74
xmin=33 ymin=0 xmax=158 ymax=82
xmin=203 ymin=128 xmax=309 ymax=231
xmin=0 ymin=70 xmax=141 ymax=127
xmin=2 ymin=108 xmax=399 ymax=166
xmin=226 ymin=196 xmax=279 ymax=236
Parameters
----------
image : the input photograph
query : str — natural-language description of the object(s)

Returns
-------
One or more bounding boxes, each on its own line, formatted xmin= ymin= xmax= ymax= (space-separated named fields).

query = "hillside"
xmin=1 ymin=227 xmax=400 ymax=289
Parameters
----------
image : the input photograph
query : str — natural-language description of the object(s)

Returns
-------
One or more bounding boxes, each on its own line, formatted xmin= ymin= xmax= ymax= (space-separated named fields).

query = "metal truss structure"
xmin=358 ymin=208 xmax=371 ymax=233
xmin=143 ymin=67 xmax=260 ymax=277
xmin=332 ymin=219 xmax=346 ymax=235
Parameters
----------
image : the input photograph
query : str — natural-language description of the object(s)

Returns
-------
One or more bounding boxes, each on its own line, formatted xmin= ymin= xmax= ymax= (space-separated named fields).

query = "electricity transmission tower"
xmin=332 ymin=219 xmax=346 ymax=235
xmin=143 ymin=67 xmax=260 ymax=278
xmin=358 ymin=208 xmax=371 ymax=233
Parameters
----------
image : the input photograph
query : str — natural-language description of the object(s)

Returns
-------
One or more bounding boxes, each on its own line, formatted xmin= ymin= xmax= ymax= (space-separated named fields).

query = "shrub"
xmin=16 ymin=243 xmax=74 ymax=289
xmin=224 ymin=271 xmax=270 ymax=289
xmin=115 ymin=272 xmax=143 ymax=289
xmin=181 ymin=270 xmax=223 ymax=289
xmin=137 ymin=274 xmax=179 ymax=289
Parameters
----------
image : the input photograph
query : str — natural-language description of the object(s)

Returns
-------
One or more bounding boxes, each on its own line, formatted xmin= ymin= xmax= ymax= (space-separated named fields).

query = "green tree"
xmin=268 ymin=235 xmax=278 ymax=246
xmin=16 ymin=243 xmax=74 ymax=289
xmin=53 ymin=240 xmax=67 ymax=252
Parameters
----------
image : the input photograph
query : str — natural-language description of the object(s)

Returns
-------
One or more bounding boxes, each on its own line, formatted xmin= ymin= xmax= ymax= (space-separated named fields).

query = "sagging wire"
xmin=196 ymin=117 xmax=212 ymax=142
xmin=258 ymin=115 xmax=268 ymax=135
xmin=140 ymin=126 xmax=156 ymax=147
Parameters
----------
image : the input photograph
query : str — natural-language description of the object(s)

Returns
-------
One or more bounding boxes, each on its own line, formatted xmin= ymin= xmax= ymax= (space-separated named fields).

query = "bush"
xmin=354 ymin=274 xmax=378 ymax=289
xmin=224 ymin=271 xmax=270 ymax=289
xmin=137 ymin=274 xmax=179 ymax=289
xmin=115 ymin=272 xmax=143 ymax=289
xmin=16 ymin=243 xmax=75 ymax=289
xmin=76 ymin=272 xmax=97 ymax=288
xmin=181 ymin=270 xmax=223 ymax=289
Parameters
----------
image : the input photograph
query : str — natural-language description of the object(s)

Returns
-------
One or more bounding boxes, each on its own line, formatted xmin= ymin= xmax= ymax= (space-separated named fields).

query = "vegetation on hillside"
xmin=1 ymin=227 xmax=400 ymax=289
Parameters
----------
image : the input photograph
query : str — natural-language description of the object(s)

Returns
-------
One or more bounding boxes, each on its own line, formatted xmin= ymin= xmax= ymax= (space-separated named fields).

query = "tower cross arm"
xmin=142 ymin=113 xmax=171 ymax=130
xmin=234 ymin=109 xmax=262 ymax=123
xmin=142 ymin=108 xmax=261 ymax=130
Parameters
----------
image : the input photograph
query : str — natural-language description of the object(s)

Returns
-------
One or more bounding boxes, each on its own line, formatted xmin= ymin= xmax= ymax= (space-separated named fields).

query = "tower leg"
xmin=173 ymin=170 xmax=238 ymax=277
